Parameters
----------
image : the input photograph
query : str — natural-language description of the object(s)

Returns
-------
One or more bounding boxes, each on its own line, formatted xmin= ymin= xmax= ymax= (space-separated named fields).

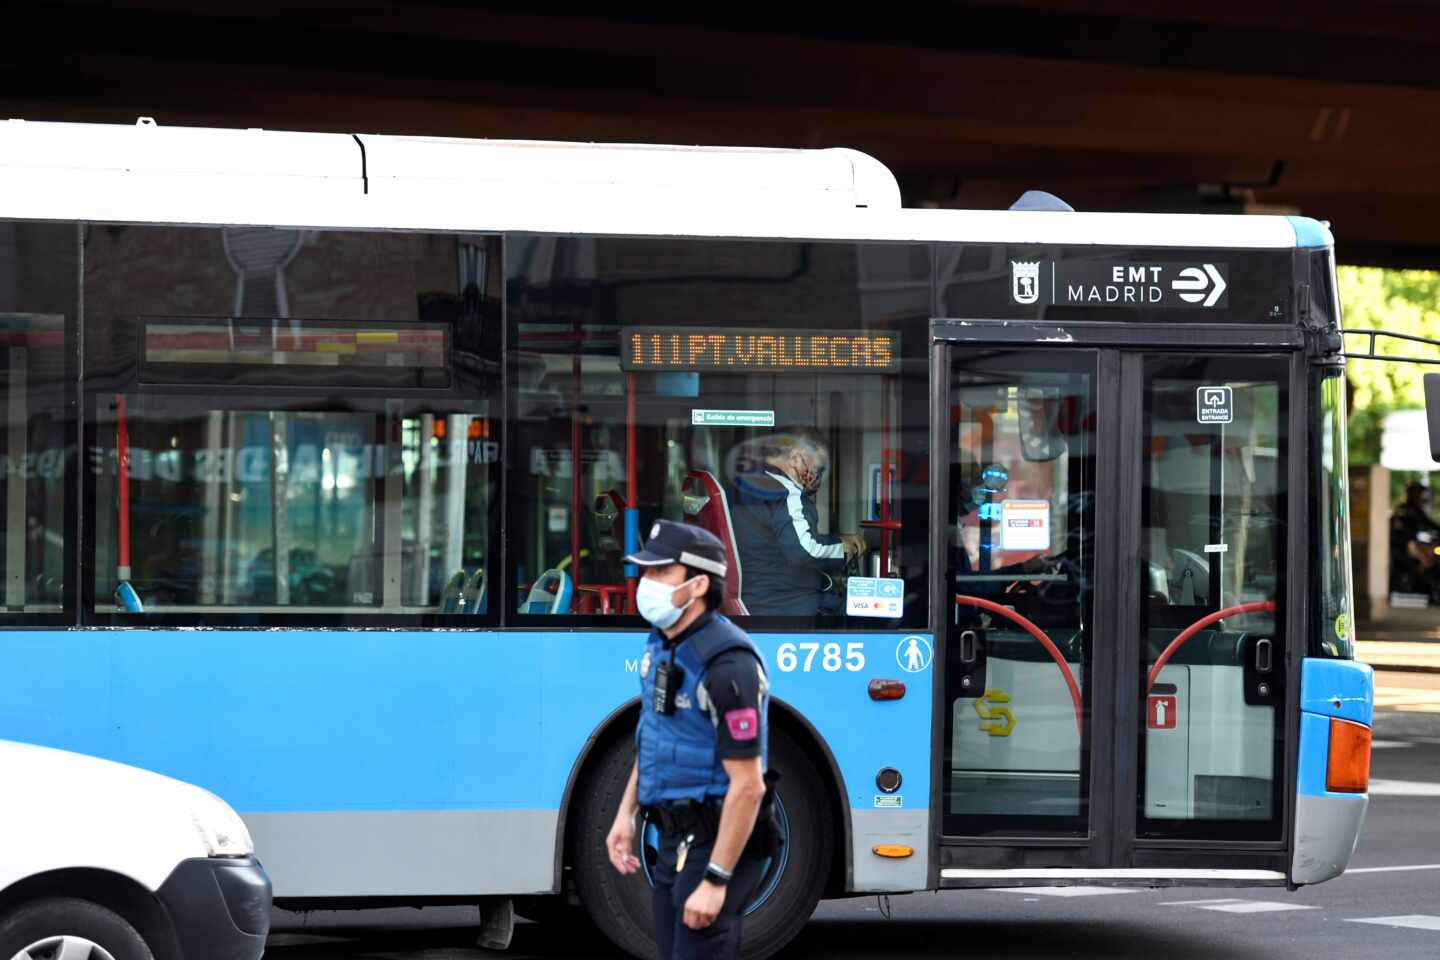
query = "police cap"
xmin=624 ymin=519 xmax=727 ymax=578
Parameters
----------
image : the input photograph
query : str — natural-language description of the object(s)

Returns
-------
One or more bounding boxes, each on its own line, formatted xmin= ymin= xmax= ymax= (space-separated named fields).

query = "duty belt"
xmin=646 ymin=798 xmax=723 ymax=835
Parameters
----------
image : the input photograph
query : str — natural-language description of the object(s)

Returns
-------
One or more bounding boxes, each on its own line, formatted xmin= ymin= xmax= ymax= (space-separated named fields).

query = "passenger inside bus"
xmin=730 ymin=430 xmax=868 ymax=616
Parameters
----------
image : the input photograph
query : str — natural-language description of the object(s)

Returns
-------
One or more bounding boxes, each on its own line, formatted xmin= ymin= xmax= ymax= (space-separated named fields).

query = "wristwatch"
xmin=704 ymin=862 xmax=731 ymax=887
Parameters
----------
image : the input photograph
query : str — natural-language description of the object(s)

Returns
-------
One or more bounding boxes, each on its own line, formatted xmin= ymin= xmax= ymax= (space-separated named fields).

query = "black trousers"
xmin=651 ymin=828 xmax=767 ymax=960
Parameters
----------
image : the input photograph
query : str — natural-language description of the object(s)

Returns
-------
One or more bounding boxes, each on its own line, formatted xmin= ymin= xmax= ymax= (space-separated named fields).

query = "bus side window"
xmin=82 ymin=227 xmax=501 ymax=624
xmin=505 ymin=235 xmax=930 ymax=629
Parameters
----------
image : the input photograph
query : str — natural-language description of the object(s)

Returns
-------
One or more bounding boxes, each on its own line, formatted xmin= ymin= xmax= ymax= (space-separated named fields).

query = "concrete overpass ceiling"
xmin=6 ymin=1 xmax=1440 ymax=265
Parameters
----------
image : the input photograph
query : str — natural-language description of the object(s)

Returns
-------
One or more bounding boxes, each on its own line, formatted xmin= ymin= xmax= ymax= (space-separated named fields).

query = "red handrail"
xmin=1146 ymin=600 xmax=1276 ymax=692
xmin=954 ymin=594 xmax=1083 ymax=734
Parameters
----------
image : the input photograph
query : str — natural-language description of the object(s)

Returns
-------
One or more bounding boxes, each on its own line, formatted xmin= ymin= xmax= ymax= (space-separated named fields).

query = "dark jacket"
xmin=731 ymin=468 xmax=846 ymax=615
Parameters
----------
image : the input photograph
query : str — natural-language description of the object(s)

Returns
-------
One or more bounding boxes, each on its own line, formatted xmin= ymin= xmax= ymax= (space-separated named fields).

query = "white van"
xmin=0 ymin=740 xmax=270 ymax=960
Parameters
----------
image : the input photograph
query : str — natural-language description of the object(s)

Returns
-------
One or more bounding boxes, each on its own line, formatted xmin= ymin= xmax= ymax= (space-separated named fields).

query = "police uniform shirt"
xmin=701 ymin=646 xmax=768 ymax=760
xmin=673 ymin=612 xmax=768 ymax=760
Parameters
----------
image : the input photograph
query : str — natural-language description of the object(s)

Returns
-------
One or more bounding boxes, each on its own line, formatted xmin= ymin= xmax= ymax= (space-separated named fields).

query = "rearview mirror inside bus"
xmin=1426 ymin=373 xmax=1440 ymax=462
xmin=1017 ymin=385 xmax=1069 ymax=462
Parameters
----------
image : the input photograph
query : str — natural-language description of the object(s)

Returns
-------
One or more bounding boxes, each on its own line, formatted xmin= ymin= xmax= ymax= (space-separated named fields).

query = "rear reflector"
xmin=872 ymin=845 xmax=914 ymax=859
xmin=1326 ymin=717 xmax=1372 ymax=793
xmin=868 ymin=679 xmax=907 ymax=701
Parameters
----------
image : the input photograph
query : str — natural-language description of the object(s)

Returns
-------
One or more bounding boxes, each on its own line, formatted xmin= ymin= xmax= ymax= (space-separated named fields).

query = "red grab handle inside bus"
xmin=954 ymin=594 xmax=1083 ymax=734
xmin=1146 ymin=600 xmax=1277 ymax=693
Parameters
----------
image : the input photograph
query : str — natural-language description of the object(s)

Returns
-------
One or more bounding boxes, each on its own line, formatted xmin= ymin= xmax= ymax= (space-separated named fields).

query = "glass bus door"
xmin=940 ymin=346 xmax=1292 ymax=870
xmin=1136 ymin=355 xmax=1288 ymax=844
xmin=941 ymin=350 xmax=1098 ymax=851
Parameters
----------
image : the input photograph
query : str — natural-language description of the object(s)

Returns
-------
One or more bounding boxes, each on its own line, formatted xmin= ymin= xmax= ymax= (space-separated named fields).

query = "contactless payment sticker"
xmin=846 ymin=577 xmax=903 ymax=618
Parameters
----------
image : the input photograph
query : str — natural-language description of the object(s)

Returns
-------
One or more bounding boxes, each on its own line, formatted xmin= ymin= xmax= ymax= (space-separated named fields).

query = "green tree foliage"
xmin=1337 ymin=266 xmax=1440 ymax=465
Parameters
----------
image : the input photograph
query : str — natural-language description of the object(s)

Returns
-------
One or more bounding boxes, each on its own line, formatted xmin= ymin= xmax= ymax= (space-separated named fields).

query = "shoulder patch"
xmin=725 ymin=707 xmax=759 ymax=742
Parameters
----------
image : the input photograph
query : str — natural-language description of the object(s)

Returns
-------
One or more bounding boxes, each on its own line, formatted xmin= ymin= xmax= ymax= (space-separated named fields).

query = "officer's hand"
xmin=606 ymin=814 xmax=640 ymax=875
xmin=683 ymin=880 xmax=726 ymax=930
xmin=840 ymin=534 xmax=868 ymax=558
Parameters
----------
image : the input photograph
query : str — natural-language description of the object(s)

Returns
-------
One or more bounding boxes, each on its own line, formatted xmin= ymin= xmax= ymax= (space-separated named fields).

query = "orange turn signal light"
xmin=1326 ymin=717 xmax=1372 ymax=794
xmin=872 ymin=845 xmax=914 ymax=859
xmin=868 ymin=679 xmax=907 ymax=701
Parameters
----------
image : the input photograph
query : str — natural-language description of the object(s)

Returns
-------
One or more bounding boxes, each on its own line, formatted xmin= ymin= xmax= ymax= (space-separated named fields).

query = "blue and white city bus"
xmin=0 ymin=120 xmax=1390 ymax=958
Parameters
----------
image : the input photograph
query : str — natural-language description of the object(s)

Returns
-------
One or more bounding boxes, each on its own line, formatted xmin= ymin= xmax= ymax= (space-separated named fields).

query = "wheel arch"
xmin=554 ymin=693 xmax=852 ymax=898
xmin=0 ymin=868 xmax=182 ymax=960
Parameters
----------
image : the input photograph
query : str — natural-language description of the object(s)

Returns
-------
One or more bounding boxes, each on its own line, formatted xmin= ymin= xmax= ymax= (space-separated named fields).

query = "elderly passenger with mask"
xmin=730 ymin=431 xmax=867 ymax=616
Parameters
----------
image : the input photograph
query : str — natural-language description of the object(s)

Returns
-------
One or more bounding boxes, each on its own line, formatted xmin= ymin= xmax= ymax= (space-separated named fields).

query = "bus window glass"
xmin=1139 ymin=357 xmax=1287 ymax=837
xmin=0 ymin=222 xmax=75 ymax=618
xmin=943 ymin=354 xmax=1096 ymax=836
xmin=1319 ymin=373 xmax=1355 ymax=658
xmin=506 ymin=236 xmax=931 ymax=628
xmin=83 ymin=226 xmax=500 ymax=621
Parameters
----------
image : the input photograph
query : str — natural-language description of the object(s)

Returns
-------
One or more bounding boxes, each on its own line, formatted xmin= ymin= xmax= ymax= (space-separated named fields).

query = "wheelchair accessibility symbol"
xmin=895 ymin=635 xmax=933 ymax=673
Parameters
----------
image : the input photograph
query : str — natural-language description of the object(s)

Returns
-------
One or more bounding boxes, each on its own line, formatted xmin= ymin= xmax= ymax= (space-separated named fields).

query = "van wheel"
xmin=0 ymin=898 xmax=154 ymax=960
xmin=571 ymin=725 xmax=833 ymax=960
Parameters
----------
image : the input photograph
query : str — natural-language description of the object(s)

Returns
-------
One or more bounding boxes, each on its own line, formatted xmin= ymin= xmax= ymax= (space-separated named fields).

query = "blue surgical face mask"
xmin=636 ymin=575 xmax=700 ymax=630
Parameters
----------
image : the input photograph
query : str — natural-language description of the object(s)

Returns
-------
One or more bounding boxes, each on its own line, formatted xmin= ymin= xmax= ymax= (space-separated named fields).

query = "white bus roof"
xmin=0 ymin=119 xmax=1329 ymax=251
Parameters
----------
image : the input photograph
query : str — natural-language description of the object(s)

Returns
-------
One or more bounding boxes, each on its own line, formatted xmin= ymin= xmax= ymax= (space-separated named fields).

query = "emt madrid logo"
xmin=1011 ymin=261 xmax=1041 ymax=304
xmin=1008 ymin=260 xmax=1231 ymax=309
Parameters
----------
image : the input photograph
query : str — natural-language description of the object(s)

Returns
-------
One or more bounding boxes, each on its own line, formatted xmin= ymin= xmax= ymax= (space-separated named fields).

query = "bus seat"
xmin=114 ymin=581 xmax=144 ymax=614
xmin=522 ymin=568 xmax=572 ymax=614
xmin=439 ymin=571 xmax=466 ymax=614
xmin=462 ymin=569 xmax=486 ymax=614
xmin=681 ymin=470 xmax=748 ymax=616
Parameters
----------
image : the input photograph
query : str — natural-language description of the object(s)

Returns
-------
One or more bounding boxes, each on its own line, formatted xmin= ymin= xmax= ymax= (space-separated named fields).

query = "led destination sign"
xmin=621 ymin=327 xmax=900 ymax=373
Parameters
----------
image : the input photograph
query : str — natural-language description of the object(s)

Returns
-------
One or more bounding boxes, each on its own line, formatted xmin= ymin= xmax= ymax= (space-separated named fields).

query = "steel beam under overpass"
xmin=6 ymin=1 xmax=1440 ymax=266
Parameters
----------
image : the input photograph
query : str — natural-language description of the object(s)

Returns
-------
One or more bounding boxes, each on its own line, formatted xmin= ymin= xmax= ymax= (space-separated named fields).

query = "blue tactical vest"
xmin=636 ymin=613 xmax=769 ymax=807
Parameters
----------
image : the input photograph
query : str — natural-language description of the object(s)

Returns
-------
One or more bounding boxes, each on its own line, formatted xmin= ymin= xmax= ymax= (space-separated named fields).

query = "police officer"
xmin=606 ymin=520 xmax=776 ymax=960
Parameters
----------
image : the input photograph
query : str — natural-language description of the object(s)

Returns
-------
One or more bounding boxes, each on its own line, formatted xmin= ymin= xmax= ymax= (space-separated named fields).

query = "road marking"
xmin=987 ymin=886 xmax=1140 ymax=898
xmin=1348 ymin=915 xmax=1440 ymax=931
xmin=1368 ymin=779 xmax=1440 ymax=797
xmin=1347 ymin=863 xmax=1440 ymax=874
xmin=1369 ymin=739 xmax=1416 ymax=749
xmin=1161 ymin=898 xmax=1318 ymax=914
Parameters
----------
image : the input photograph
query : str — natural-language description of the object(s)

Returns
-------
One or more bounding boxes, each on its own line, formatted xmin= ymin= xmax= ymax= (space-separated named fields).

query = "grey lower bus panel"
xmin=246 ymin=809 xmax=558 ymax=897
xmin=1291 ymin=792 xmax=1368 ymax=885
xmin=850 ymin=809 xmax=929 ymax=892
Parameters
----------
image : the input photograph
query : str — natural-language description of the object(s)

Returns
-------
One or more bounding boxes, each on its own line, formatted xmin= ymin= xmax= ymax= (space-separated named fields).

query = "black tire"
xmin=512 ymin=894 xmax=591 ymax=929
xmin=571 ymin=725 xmax=834 ymax=960
xmin=0 ymin=898 xmax=154 ymax=960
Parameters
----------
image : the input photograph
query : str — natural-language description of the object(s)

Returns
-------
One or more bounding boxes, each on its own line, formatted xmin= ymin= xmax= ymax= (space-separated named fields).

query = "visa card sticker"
xmin=846 ymin=577 xmax=903 ymax=618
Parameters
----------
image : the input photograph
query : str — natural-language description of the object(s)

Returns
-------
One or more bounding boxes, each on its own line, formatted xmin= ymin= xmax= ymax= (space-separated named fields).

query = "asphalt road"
xmin=265 ymin=690 xmax=1440 ymax=959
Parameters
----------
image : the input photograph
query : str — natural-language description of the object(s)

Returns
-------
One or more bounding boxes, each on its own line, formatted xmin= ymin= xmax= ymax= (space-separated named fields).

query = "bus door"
xmin=1133 ymin=354 xmax=1289 ymax=852
xmin=940 ymin=348 xmax=1099 ymax=862
xmin=937 ymin=346 xmax=1292 ymax=875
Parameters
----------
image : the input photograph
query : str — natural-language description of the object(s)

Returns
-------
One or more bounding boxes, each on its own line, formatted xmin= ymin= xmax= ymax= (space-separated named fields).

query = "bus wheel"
xmin=571 ymin=725 xmax=833 ymax=960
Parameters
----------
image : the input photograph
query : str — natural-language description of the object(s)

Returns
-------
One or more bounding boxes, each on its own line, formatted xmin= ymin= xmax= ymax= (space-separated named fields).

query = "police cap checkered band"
xmin=624 ymin=519 xmax=728 ymax=578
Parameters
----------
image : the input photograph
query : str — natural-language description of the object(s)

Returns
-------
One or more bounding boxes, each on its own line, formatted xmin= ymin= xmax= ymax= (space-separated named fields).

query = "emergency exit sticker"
xmin=999 ymin=500 xmax=1051 ymax=551
xmin=691 ymin=409 xmax=775 ymax=427
xmin=1148 ymin=694 xmax=1178 ymax=730
xmin=846 ymin=577 xmax=904 ymax=618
